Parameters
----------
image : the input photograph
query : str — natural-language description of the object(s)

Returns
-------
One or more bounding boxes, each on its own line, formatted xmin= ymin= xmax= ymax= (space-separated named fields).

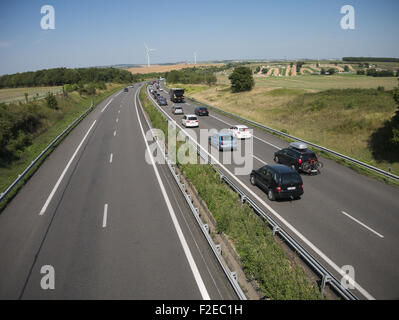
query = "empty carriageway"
xmin=0 ymin=84 xmax=238 ymax=300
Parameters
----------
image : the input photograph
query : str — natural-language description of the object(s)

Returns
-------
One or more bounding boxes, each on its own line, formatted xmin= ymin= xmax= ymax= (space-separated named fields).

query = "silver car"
xmin=172 ymin=106 xmax=183 ymax=115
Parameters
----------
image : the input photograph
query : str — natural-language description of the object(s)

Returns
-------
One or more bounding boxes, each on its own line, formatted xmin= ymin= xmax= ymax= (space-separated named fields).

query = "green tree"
xmin=320 ymin=68 xmax=326 ymax=75
xmin=255 ymin=66 xmax=261 ymax=73
xmin=327 ymin=68 xmax=336 ymax=75
xmin=344 ymin=65 xmax=349 ymax=72
xmin=296 ymin=61 xmax=305 ymax=70
xmin=45 ymin=92 xmax=58 ymax=109
xmin=229 ymin=67 xmax=255 ymax=93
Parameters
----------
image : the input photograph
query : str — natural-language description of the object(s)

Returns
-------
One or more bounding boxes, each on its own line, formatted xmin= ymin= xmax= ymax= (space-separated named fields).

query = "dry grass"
xmin=0 ymin=86 xmax=63 ymax=104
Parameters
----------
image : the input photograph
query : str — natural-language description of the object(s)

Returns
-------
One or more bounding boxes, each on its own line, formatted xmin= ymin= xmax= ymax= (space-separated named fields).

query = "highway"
xmin=0 ymin=84 xmax=238 ymax=300
xmin=155 ymin=82 xmax=399 ymax=300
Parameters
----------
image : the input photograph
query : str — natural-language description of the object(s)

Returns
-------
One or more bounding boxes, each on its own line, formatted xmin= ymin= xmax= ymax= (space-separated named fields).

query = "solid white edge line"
xmin=109 ymin=153 xmax=113 ymax=164
xmin=39 ymin=120 xmax=97 ymax=215
xmin=113 ymin=130 xmax=116 ymax=137
xmin=101 ymin=98 xmax=114 ymax=113
xmin=135 ymin=88 xmax=210 ymax=300
xmin=341 ymin=211 xmax=384 ymax=238
xmin=149 ymin=86 xmax=375 ymax=300
xmin=103 ymin=203 xmax=108 ymax=228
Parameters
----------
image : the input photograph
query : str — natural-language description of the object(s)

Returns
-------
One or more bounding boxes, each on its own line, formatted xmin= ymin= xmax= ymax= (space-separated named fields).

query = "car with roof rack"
xmin=273 ymin=142 xmax=323 ymax=174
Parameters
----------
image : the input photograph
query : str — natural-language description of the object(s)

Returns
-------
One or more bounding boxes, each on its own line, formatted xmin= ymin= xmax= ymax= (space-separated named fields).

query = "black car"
xmin=195 ymin=106 xmax=209 ymax=116
xmin=250 ymin=165 xmax=303 ymax=201
xmin=274 ymin=142 xmax=321 ymax=174
xmin=159 ymin=97 xmax=167 ymax=106
xmin=123 ymin=87 xmax=128 ymax=92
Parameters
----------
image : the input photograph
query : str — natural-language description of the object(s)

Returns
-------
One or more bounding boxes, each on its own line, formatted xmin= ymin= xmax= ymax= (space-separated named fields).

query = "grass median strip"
xmin=139 ymin=86 xmax=323 ymax=300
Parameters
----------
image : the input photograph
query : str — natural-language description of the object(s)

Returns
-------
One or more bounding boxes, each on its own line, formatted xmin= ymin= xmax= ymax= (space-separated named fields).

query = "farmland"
xmin=0 ymin=86 xmax=63 ymax=104
xmin=126 ymin=63 xmax=222 ymax=74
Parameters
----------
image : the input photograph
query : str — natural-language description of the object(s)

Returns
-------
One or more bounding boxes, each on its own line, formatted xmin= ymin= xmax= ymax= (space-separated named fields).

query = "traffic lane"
xmin=134 ymin=91 xmax=238 ymax=300
xmin=151 ymin=89 xmax=391 ymax=298
xmin=161 ymin=98 xmax=399 ymax=299
xmin=21 ymin=87 xmax=131 ymax=299
xmin=157 ymin=88 xmax=399 ymax=239
xmin=173 ymin=93 xmax=399 ymax=239
xmin=0 ymin=89 xmax=124 ymax=299
xmin=22 ymin=85 xmax=204 ymax=299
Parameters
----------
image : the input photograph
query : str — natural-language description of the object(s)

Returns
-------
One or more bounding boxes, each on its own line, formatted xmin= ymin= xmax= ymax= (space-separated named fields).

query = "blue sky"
xmin=0 ymin=0 xmax=398 ymax=75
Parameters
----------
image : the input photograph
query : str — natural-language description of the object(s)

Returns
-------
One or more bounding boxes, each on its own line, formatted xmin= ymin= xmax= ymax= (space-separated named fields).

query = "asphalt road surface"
xmin=0 ymin=84 xmax=238 ymax=300
xmin=155 ymin=82 xmax=399 ymax=300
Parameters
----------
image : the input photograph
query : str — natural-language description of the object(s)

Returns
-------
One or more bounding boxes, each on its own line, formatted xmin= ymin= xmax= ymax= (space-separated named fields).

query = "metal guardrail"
xmin=148 ymin=85 xmax=358 ymax=300
xmin=162 ymin=83 xmax=399 ymax=182
xmin=138 ymin=85 xmax=247 ymax=300
xmin=0 ymin=100 xmax=95 ymax=204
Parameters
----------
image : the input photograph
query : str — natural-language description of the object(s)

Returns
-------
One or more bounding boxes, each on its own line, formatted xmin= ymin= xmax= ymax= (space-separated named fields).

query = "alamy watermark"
xmin=40 ymin=5 xmax=55 ymax=30
xmin=340 ymin=5 xmax=355 ymax=30
xmin=40 ymin=265 xmax=55 ymax=290
xmin=340 ymin=265 xmax=356 ymax=290
xmin=144 ymin=121 xmax=254 ymax=176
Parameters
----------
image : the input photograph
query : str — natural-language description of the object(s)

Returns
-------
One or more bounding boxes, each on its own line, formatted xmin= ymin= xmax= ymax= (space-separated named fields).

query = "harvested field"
xmin=126 ymin=63 xmax=221 ymax=74
xmin=291 ymin=65 xmax=297 ymax=76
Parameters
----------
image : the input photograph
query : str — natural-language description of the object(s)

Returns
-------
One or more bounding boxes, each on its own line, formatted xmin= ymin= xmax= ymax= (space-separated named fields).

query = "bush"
xmin=327 ymin=68 xmax=336 ymax=75
xmin=229 ymin=66 xmax=254 ymax=93
xmin=45 ymin=92 xmax=58 ymax=109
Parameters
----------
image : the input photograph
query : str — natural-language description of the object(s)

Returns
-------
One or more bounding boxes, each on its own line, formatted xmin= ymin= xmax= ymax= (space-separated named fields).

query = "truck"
xmin=169 ymin=88 xmax=185 ymax=103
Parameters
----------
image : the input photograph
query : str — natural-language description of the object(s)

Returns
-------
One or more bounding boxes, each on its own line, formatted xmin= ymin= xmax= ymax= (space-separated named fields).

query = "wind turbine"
xmin=145 ymin=44 xmax=156 ymax=67
xmin=193 ymin=52 xmax=197 ymax=65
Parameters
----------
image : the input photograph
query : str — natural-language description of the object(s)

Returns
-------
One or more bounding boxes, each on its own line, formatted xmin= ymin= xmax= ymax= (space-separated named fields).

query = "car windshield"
xmin=221 ymin=135 xmax=232 ymax=141
xmin=281 ymin=173 xmax=302 ymax=185
xmin=188 ymin=116 xmax=197 ymax=120
xmin=175 ymin=107 xmax=181 ymax=110
xmin=239 ymin=128 xmax=247 ymax=131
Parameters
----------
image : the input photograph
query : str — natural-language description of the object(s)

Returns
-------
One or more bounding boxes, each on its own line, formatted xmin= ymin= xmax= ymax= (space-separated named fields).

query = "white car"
xmin=229 ymin=125 xmax=252 ymax=139
xmin=182 ymin=114 xmax=199 ymax=127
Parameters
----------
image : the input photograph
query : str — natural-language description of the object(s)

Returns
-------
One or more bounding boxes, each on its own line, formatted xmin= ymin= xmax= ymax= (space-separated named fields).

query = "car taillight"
xmin=301 ymin=184 xmax=303 ymax=189
xmin=221 ymin=142 xmax=224 ymax=146
xmin=276 ymin=186 xmax=282 ymax=192
xmin=186 ymin=121 xmax=190 ymax=123
xmin=298 ymin=158 xmax=302 ymax=164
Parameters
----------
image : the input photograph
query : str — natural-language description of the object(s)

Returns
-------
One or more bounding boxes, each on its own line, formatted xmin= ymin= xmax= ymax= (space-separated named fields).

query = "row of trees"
xmin=343 ymin=57 xmax=399 ymax=63
xmin=165 ymin=68 xmax=217 ymax=85
xmin=0 ymin=67 xmax=135 ymax=88
xmin=356 ymin=69 xmax=398 ymax=77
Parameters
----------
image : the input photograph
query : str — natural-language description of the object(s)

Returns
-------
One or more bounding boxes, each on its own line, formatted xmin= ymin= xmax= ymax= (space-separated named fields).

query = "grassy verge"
xmin=0 ymin=84 xmax=126 ymax=212
xmin=139 ymin=86 xmax=323 ymax=300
